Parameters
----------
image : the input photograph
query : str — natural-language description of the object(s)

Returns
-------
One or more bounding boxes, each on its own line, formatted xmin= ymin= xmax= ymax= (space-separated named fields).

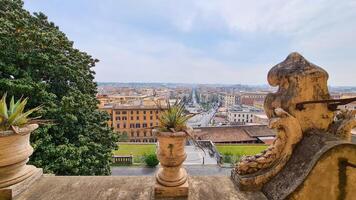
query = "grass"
xmin=113 ymin=144 xmax=156 ymax=156
xmin=216 ymin=145 xmax=268 ymax=157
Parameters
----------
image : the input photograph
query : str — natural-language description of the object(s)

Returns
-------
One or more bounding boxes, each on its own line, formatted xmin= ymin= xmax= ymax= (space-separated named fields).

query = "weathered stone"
xmin=0 ymin=168 xmax=42 ymax=200
xmin=155 ymin=131 xmax=189 ymax=198
xmin=13 ymin=176 xmax=267 ymax=200
xmin=154 ymin=180 xmax=188 ymax=199
xmin=262 ymin=131 xmax=356 ymax=199
xmin=233 ymin=52 xmax=356 ymax=195
xmin=0 ymin=124 xmax=41 ymax=199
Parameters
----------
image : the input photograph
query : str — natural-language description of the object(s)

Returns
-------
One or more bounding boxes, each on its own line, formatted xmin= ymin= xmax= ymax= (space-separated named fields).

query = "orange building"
xmin=101 ymin=104 xmax=166 ymax=142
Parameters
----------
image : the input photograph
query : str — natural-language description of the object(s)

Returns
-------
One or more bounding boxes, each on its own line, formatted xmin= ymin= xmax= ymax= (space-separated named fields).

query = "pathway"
xmin=111 ymin=165 xmax=232 ymax=176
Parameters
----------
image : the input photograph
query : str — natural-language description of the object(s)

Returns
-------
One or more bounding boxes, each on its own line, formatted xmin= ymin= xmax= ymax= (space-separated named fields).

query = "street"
xmin=111 ymin=165 xmax=232 ymax=176
xmin=187 ymin=89 xmax=218 ymax=127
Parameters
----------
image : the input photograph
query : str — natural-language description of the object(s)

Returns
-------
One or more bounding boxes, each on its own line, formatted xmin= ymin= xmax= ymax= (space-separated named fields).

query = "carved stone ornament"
xmin=232 ymin=52 xmax=356 ymax=191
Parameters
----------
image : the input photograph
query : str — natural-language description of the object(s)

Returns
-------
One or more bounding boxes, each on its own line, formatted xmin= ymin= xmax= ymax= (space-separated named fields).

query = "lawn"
xmin=113 ymin=144 xmax=156 ymax=156
xmin=216 ymin=145 xmax=267 ymax=157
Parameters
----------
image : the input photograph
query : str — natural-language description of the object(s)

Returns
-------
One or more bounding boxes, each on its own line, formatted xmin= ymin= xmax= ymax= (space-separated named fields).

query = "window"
xmin=143 ymin=116 xmax=146 ymax=120
xmin=122 ymin=111 xmax=127 ymax=114
xmin=136 ymin=123 xmax=141 ymax=128
xmin=150 ymin=111 xmax=153 ymax=114
xmin=130 ymin=123 xmax=134 ymax=128
xmin=238 ymin=114 xmax=240 ymax=117
xmin=144 ymin=131 xmax=147 ymax=137
xmin=136 ymin=116 xmax=139 ymax=120
xmin=234 ymin=114 xmax=236 ymax=117
xmin=136 ymin=111 xmax=139 ymax=114
xmin=130 ymin=111 xmax=133 ymax=114
xmin=136 ymin=131 xmax=140 ymax=137
xmin=116 ymin=111 xmax=120 ymax=115
xmin=238 ymin=119 xmax=240 ymax=122
xmin=143 ymin=123 xmax=147 ymax=128
xmin=150 ymin=123 xmax=153 ymax=127
xmin=131 ymin=132 xmax=134 ymax=137
xmin=150 ymin=116 xmax=153 ymax=120
xmin=116 ymin=124 xmax=120 ymax=128
xmin=143 ymin=111 xmax=146 ymax=114
xmin=116 ymin=117 xmax=120 ymax=120
xmin=156 ymin=110 xmax=158 ymax=114
xmin=123 ymin=123 xmax=126 ymax=128
xmin=130 ymin=116 xmax=134 ymax=120
xmin=156 ymin=116 xmax=159 ymax=120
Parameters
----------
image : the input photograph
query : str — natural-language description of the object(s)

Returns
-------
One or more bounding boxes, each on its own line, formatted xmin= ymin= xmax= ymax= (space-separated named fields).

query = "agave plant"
xmin=157 ymin=100 xmax=194 ymax=132
xmin=0 ymin=93 xmax=42 ymax=132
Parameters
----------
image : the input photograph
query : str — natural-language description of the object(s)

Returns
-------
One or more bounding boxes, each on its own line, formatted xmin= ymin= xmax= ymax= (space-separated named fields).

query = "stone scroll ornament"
xmin=233 ymin=52 xmax=356 ymax=190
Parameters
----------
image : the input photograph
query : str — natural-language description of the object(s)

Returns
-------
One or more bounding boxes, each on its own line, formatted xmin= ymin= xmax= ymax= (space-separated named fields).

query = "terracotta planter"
xmin=155 ymin=130 xmax=188 ymax=187
xmin=0 ymin=124 xmax=39 ymax=188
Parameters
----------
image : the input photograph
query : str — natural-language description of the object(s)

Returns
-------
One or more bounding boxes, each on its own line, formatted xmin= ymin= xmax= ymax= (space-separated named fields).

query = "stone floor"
xmin=184 ymin=146 xmax=217 ymax=165
xmin=14 ymin=176 xmax=267 ymax=200
xmin=111 ymin=165 xmax=232 ymax=176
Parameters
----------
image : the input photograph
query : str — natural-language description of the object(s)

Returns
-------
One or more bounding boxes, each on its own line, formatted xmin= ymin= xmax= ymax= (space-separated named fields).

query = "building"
xmin=253 ymin=114 xmax=269 ymax=125
xmin=194 ymin=125 xmax=276 ymax=144
xmin=223 ymin=94 xmax=237 ymax=107
xmin=227 ymin=105 xmax=264 ymax=125
xmin=237 ymin=92 xmax=267 ymax=106
xmin=100 ymin=102 xmax=167 ymax=143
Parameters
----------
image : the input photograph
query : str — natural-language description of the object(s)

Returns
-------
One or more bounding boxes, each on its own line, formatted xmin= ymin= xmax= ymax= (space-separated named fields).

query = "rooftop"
xmin=194 ymin=125 xmax=275 ymax=143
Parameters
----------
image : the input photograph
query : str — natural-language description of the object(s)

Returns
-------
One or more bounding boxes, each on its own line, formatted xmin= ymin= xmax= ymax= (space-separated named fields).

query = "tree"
xmin=0 ymin=0 xmax=118 ymax=175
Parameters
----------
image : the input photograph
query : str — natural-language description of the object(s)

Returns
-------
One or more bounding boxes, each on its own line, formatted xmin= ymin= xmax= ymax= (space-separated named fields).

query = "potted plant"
xmin=0 ymin=93 xmax=42 ymax=188
xmin=154 ymin=100 xmax=195 ymax=197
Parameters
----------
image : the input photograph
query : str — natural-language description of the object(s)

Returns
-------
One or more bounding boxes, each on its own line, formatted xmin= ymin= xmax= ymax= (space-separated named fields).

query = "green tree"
xmin=0 ymin=0 xmax=118 ymax=175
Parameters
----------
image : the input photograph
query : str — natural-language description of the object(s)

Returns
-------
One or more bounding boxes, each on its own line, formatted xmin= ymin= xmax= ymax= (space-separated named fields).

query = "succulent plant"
xmin=0 ymin=93 xmax=42 ymax=132
xmin=157 ymin=100 xmax=194 ymax=132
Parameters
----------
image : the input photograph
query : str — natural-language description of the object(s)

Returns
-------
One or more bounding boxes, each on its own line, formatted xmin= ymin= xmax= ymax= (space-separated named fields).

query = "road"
xmin=188 ymin=107 xmax=217 ymax=127
xmin=111 ymin=165 xmax=232 ymax=176
xmin=187 ymin=89 xmax=218 ymax=127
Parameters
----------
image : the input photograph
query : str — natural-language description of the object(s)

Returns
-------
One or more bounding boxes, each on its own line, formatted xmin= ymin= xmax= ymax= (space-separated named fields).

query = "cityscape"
xmin=1 ymin=0 xmax=356 ymax=200
xmin=97 ymin=83 xmax=356 ymax=145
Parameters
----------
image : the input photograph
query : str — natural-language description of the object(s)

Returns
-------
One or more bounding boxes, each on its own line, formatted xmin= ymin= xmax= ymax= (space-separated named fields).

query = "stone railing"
xmin=197 ymin=140 xmax=222 ymax=164
xmin=112 ymin=155 xmax=133 ymax=165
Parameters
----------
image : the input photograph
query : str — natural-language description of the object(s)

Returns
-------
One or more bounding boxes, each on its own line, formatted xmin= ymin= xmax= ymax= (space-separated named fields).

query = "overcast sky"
xmin=24 ymin=0 xmax=356 ymax=86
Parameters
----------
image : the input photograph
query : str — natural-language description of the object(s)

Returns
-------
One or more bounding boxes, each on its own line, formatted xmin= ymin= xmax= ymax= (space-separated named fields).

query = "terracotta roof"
xmin=193 ymin=125 xmax=276 ymax=143
xmin=243 ymin=125 xmax=276 ymax=137
xmin=194 ymin=127 xmax=257 ymax=143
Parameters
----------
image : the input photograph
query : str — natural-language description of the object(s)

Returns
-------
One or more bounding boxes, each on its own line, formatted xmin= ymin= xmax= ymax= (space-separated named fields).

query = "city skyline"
xmin=24 ymin=1 xmax=356 ymax=86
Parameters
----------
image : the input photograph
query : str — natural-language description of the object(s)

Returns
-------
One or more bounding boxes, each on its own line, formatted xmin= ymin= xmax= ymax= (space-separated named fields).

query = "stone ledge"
xmin=14 ymin=175 xmax=266 ymax=200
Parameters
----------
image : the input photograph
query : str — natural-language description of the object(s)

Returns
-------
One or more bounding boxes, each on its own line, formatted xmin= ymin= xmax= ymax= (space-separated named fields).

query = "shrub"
xmin=144 ymin=154 xmax=159 ymax=167
xmin=222 ymin=152 xmax=233 ymax=163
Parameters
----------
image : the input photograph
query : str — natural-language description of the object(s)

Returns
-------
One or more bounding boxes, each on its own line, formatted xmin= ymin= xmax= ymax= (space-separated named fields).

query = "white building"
xmin=227 ymin=105 xmax=263 ymax=125
xmin=223 ymin=94 xmax=237 ymax=108
xmin=253 ymin=114 xmax=269 ymax=125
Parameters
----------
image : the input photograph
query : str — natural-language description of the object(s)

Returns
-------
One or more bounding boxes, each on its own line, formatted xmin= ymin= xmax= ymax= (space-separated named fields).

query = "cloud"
xmin=24 ymin=0 xmax=356 ymax=85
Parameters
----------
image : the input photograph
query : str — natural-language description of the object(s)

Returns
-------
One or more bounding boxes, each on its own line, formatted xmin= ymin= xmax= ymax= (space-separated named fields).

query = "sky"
xmin=24 ymin=0 xmax=356 ymax=86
